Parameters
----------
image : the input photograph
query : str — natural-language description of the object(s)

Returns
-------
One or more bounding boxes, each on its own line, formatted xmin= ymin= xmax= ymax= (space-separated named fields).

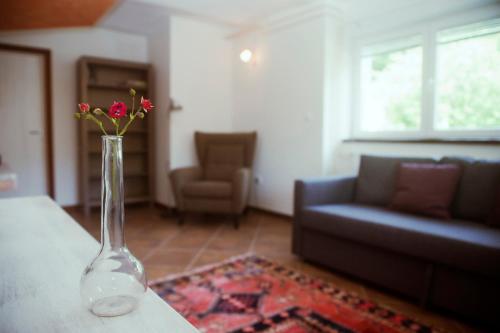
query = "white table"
xmin=0 ymin=196 xmax=199 ymax=333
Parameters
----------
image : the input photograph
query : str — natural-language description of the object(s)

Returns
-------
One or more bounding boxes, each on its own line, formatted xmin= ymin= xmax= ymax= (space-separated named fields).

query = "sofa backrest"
xmin=354 ymin=155 xmax=500 ymax=223
xmin=441 ymin=157 xmax=500 ymax=222
xmin=355 ymin=155 xmax=435 ymax=206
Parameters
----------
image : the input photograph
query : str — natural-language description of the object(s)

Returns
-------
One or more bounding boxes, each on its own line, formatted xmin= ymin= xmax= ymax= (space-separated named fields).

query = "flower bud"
xmin=129 ymin=88 xmax=136 ymax=97
xmin=78 ymin=103 xmax=90 ymax=113
xmin=136 ymin=111 xmax=145 ymax=119
xmin=93 ymin=108 xmax=104 ymax=115
xmin=74 ymin=113 xmax=81 ymax=119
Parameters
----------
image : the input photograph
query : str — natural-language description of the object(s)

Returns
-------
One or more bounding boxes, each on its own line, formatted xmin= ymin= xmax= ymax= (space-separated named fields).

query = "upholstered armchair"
xmin=169 ymin=131 xmax=257 ymax=228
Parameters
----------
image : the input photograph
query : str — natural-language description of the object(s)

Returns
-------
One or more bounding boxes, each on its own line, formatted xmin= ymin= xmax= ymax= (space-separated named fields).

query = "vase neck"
xmin=101 ymin=136 xmax=125 ymax=250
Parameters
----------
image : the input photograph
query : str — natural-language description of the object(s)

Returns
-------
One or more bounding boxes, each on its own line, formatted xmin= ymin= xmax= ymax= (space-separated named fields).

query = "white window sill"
xmin=343 ymin=138 xmax=500 ymax=145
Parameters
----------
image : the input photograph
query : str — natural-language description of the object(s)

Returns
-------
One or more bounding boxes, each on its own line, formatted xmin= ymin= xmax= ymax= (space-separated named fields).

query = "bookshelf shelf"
xmin=88 ymin=83 xmax=148 ymax=91
xmin=78 ymin=56 xmax=155 ymax=216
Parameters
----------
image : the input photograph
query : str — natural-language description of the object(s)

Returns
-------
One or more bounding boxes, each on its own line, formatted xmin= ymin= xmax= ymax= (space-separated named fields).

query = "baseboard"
xmin=154 ymin=202 xmax=179 ymax=218
xmin=62 ymin=202 xmax=171 ymax=210
xmin=62 ymin=201 xmax=291 ymax=220
xmin=248 ymin=205 xmax=292 ymax=220
xmin=154 ymin=202 xmax=170 ymax=210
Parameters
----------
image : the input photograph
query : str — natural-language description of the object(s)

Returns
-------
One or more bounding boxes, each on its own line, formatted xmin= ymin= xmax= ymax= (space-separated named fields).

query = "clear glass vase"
xmin=80 ymin=135 xmax=147 ymax=317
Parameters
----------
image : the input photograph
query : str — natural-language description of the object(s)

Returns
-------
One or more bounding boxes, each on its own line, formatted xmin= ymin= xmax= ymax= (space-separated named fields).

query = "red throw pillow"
xmin=390 ymin=163 xmax=461 ymax=219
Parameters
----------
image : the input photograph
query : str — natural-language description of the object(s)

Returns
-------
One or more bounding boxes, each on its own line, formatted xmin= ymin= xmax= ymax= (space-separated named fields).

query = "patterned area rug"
xmin=150 ymin=255 xmax=443 ymax=333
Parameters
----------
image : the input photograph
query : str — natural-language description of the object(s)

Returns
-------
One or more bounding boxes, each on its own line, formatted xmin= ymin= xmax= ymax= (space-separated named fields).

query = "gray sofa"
xmin=293 ymin=155 xmax=500 ymax=329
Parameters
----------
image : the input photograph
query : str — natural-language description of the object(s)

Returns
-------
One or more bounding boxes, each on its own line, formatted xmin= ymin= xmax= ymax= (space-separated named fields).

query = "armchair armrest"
xmin=169 ymin=166 xmax=203 ymax=210
xmin=232 ymin=168 xmax=252 ymax=214
xmin=294 ymin=176 xmax=356 ymax=211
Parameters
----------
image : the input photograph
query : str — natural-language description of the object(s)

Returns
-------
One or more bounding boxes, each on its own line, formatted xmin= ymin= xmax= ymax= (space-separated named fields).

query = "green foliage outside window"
xmin=364 ymin=47 xmax=421 ymax=131
xmin=436 ymin=33 xmax=500 ymax=130
xmin=363 ymin=31 xmax=500 ymax=132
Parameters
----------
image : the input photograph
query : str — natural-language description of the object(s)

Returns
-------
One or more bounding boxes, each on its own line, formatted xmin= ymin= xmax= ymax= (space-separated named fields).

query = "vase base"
xmin=90 ymin=295 xmax=138 ymax=317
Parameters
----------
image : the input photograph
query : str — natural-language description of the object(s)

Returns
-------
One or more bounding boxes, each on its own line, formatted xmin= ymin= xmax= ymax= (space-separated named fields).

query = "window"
xmin=436 ymin=21 xmax=500 ymax=130
xmin=360 ymin=36 xmax=423 ymax=132
xmin=355 ymin=17 xmax=500 ymax=138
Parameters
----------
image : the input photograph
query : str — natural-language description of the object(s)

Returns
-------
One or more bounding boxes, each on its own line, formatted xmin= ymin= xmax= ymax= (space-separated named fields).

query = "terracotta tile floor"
xmin=66 ymin=206 xmax=484 ymax=333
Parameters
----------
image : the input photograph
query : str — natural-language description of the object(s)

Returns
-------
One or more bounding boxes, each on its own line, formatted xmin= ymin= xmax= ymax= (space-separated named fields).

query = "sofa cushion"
xmin=390 ymin=163 xmax=461 ymax=219
xmin=183 ymin=181 xmax=232 ymax=198
xmin=441 ymin=157 xmax=500 ymax=222
xmin=489 ymin=187 xmax=500 ymax=228
xmin=204 ymin=144 xmax=244 ymax=181
xmin=301 ymin=204 xmax=500 ymax=276
xmin=355 ymin=155 xmax=435 ymax=206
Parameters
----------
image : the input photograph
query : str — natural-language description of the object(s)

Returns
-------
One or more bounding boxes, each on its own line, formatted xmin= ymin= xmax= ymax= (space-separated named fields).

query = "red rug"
xmin=150 ymin=255 xmax=443 ymax=333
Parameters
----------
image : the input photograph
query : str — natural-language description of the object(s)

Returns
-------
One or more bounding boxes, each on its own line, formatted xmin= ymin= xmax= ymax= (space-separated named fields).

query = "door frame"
xmin=0 ymin=43 xmax=54 ymax=198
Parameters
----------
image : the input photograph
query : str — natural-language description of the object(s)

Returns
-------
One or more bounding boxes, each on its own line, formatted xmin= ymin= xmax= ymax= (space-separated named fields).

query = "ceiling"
xmin=0 ymin=0 xmax=117 ymax=31
xmin=106 ymin=0 xmax=500 ymax=29
xmin=126 ymin=0 xmax=426 ymax=26
xmin=130 ymin=0 xmax=311 ymax=26
xmin=1 ymin=0 xmax=496 ymax=33
xmin=100 ymin=0 xmax=429 ymax=35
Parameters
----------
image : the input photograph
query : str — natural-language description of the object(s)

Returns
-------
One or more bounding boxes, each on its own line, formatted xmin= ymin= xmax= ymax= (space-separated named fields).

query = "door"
xmin=0 ymin=49 xmax=48 ymax=198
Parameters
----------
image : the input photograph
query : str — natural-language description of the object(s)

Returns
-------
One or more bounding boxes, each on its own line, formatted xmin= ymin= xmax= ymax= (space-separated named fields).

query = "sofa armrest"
xmin=232 ymin=168 xmax=252 ymax=214
xmin=169 ymin=166 xmax=203 ymax=210
xmin=294 ymin=176 xmax=356 ymax=211
xmin=292 ymin=176 xmax=356 ymax=255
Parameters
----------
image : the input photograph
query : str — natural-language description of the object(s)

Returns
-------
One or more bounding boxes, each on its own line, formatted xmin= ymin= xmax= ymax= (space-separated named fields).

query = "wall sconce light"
xmin=239 ymin=49 xmax=253 ymax=63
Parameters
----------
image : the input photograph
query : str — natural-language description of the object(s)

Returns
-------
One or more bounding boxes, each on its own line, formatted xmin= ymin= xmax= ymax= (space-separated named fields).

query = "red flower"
xmin=108 ymin=101 xmax=127 ymax=119
xmin=78 ymin=103 xmax=90 ymax=113
xmin=140 ymin=97 xmax=154 ymax=112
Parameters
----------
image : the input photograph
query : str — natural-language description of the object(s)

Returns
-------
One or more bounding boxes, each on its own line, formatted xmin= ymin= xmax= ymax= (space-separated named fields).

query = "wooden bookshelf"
xmin=77 ymin=56 xmax=155 ymax=216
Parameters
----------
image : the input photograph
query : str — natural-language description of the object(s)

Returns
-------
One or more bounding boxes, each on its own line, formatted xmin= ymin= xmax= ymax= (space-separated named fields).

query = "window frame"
xmin=351 ymin=10 xmax=500 ymax=140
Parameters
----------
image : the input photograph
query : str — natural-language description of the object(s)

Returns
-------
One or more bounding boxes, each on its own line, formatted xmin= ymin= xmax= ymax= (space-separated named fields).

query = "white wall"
xmin=231 ymin=2 xmax=500 ymax=216
xmin=169 ymin=16 xmax=234 ymax=172
xmin=232 ymin=16 xmax=334 ymax=215
xmin=332 ymin=2 xmax=500 ymax=176
xmin=148 ymin=19 xmax=171 ymax=206
xmin=2 ymin=2 xmax=497 ymax=213
xmin=148 ymin=15 xmax=235 ymax=206
xmin=0 ymin=17 xmax=236 ymax=208
xmin=0 ymin=28 xmax=148 ymax=206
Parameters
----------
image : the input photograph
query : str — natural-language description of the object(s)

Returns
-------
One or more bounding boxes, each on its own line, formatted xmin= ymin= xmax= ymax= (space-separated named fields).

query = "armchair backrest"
xmin=194 ymin=131 xmax=257 ymax=181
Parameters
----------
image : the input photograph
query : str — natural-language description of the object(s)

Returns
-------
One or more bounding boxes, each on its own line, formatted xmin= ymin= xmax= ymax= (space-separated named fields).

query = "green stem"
xmin=119 ymin=115 xmax=135 ymax=136
xmin=118 ymin=94 xmax=137 ymax=136
xmin=87 ymin=114 xmax=108 ymax=136
xmin=131 ymin=95 xmax=136 ymax=117
xmin=99 ymin=122 xmax=108 ymax=136
xmin=112 ymin=141 xmax=117 ymax=203
xmin=100 ymin=112 xmax=118 ymax=135
xmin=102 ymin=112 xmax=114 ymax=122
